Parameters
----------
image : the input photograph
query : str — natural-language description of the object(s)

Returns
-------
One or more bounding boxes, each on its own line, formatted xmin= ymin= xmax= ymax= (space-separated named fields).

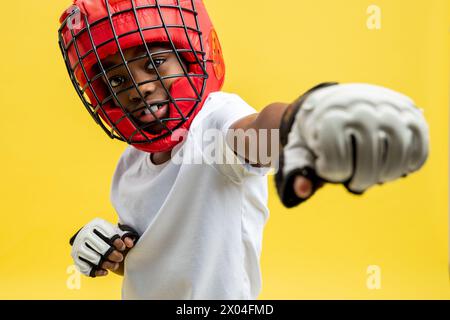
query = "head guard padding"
xmin=59 ymin=0 xmax=225 ymax=152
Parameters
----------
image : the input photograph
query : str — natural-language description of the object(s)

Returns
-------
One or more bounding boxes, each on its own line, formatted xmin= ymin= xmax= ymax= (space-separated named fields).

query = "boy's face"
xmin=100 ymin=44 xmax=186 ymax=134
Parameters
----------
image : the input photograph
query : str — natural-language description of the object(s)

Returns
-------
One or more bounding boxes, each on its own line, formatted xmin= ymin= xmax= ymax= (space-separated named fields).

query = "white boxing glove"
xmin=69 ymin=218 xmax=139 ymax=277
xmin=276 ymin=82 xmax=429 ymax=208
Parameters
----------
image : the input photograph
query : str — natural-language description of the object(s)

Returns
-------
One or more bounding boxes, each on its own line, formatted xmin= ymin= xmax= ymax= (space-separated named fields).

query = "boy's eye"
xmin=109 ymin=76 xmax=125 ymax=88
xmin=146 ymin=58 xmax=165 ymax=71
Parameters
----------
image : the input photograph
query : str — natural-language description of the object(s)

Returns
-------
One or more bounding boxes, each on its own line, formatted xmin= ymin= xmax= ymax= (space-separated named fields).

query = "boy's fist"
xmin=70 ymin=218 xmax=139 ymax=277
xmin=276 ymin=82 xmax=429 ymax=208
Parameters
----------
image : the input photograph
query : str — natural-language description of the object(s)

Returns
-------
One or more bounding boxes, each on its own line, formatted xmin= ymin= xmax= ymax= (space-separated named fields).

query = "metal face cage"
xmin=58 ymin=0 xmax=209 ymax=145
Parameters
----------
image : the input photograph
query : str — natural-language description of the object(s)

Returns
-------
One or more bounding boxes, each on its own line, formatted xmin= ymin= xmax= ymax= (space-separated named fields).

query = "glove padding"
xmin=276 ymin=82 xmax=429 ymax=208
xmin=69 ymin=218 xmax=140 ymax=277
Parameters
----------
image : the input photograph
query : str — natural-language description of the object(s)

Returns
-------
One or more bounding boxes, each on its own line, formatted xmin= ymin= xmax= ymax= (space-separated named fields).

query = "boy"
xmin=59 ymin=0 xmax=429 ymax=299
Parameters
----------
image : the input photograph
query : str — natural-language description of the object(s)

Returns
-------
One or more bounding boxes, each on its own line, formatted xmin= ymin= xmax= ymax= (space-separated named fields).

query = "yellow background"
xmin=0 ymin=0 xmax=448 ymax=299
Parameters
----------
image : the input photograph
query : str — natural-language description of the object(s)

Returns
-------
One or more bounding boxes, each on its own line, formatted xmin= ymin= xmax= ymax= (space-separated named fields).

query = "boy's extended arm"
xmin=228 ymin=102 xmax=289 ymax=167
xmin=228 ymin=83 xmax=429 ymax=208
xmin=228 ymin=102 xmax=314 ymax=200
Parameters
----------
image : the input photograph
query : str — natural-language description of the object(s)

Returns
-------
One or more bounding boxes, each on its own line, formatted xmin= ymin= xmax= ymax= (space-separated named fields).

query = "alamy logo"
xmin=367 ymin=5 xmax=382 ymax=30
xmin=66 ymin=5 xmax=82 ymax=31
xmin=169 ymin=128 xmax=280 ymax=172
xmin=66 ymin=264 xmax=81 ymax=290
xmin=366 ymin=265 xmax=382 ymax=290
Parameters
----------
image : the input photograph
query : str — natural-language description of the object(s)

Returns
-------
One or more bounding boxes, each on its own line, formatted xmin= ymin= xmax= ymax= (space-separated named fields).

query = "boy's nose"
xmin=129 ymin=73 xmax=157 ymax=104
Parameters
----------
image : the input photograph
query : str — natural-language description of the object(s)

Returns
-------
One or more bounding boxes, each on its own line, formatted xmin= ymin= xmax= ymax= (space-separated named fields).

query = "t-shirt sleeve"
xmin=198 ymin=92 xmax=271 ymax=183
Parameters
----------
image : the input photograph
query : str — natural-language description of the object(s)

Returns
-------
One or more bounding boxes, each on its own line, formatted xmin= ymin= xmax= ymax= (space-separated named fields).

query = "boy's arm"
xmin=228 ymin=83 xmax=429 ymax=208
xmin=228 ymin=102 xmax=287 ymax=165
xmin=228 ymin=102 xmax=314 ymax=200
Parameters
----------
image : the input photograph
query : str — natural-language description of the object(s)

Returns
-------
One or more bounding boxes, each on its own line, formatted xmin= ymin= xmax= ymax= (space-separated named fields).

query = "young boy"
xmin=59 ymin=0 xmax=429 ymax=299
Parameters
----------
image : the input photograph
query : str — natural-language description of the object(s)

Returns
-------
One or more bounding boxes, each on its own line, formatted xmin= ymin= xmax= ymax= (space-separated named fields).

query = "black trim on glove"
xmin=83 ymin=242 xmax=116 ymax=278
xmin=69 ymin=228 xmax=82 ymax=246
xmin=78 ymin=256 xmax=99 ymax=278
xmin=342 ymin=134 xmax=365 ymax=195
xmin=275 ymin=166 xmax=323 ymax=208
xmin=118 ymin=224 xmax=140 ymax=244
xmin=69 ymin=224 xmax=124 ymax=278
xmin=276 ymin=82 xmax=339 ymax=208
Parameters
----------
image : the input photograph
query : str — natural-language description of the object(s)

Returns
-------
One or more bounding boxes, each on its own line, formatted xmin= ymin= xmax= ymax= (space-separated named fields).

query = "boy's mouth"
xmin=133 ymin=103 xmax=169 ymax=134
xmin=138 ymin=103 xmax=168 ymax=123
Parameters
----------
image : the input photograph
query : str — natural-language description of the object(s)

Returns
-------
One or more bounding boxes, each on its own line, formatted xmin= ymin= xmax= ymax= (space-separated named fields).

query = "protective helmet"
xmin=58 ymin=0 xmax=225 ymax=153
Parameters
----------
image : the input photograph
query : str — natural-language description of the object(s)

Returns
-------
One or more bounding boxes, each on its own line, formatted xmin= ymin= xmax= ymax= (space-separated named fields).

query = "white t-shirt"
xmin=110 ymin=92 xmax=270 ymax=300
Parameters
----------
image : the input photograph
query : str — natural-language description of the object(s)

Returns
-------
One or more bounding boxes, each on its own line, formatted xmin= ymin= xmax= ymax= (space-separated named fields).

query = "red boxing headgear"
xmin=58 ymin=0 xmax=225 ymax=153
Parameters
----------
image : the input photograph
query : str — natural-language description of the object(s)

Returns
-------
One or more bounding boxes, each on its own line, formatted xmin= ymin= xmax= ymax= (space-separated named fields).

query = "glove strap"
xmin=118 ymin=224 xmax=140 ymax=243
xmin=276 ymin=82 xmax=338 ymax=208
